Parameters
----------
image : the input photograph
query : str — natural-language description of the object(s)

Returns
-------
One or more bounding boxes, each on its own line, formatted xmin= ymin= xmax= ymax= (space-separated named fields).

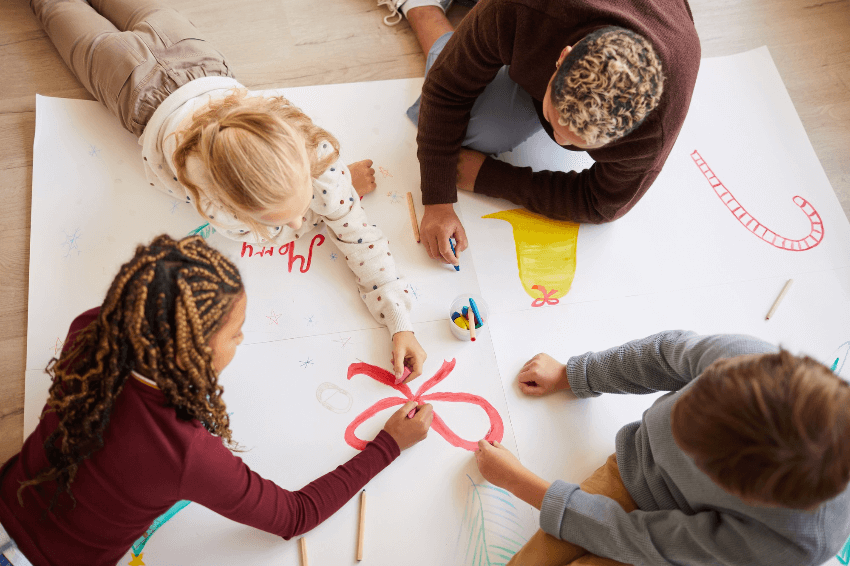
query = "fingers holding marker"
xmin=453 ymin=223 xmax=469 ymax=252
xmin=413 ymin=403 xmax=433 ymax=427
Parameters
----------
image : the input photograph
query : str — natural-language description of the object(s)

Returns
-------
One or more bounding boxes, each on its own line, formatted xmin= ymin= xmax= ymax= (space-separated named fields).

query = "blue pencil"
xmin=469 ymin=298 xmax=483 ymax=325
xmin=449 ymin=238 xmax=460 ymax=271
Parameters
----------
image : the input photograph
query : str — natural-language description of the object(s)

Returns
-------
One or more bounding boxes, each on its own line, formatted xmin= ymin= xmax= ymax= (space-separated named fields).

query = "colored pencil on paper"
xmin=357 ymin=490 xmax=367 ymax=561
xmin=766 ymin=279 xmax=793 ymax=320
xmin=449 ymin=238 xmax=460 ymax=271
xmin=468 ymin=307 xmax=476 ymax=342
xmin=300 ymin=537 xmax=309 ymax=566
xmin=469 ymin=297 xmax=483 ymax=325
xmin=406 ymin=192 xmax=421 ymax=243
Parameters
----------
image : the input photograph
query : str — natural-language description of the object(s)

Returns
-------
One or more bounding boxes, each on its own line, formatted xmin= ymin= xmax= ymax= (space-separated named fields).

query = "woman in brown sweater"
xmin=377 ymin=0 xmax=700 ymax=266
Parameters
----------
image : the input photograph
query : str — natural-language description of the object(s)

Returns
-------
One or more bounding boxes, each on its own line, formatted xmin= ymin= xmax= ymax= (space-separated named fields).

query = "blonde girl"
xmin=30 ymin=0 xmax=427 ymax=381
xmin=0 ymin=235 xmax=432 ymax=566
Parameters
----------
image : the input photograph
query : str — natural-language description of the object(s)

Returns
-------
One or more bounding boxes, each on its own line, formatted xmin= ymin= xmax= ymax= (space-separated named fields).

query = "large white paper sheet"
xmin=462 ymin=46 xmax=850 ymax=315
xmin=24 ymin=46 xmax=850 ymax=565
xmin=111 ymin=322 xmax=535 ymax=565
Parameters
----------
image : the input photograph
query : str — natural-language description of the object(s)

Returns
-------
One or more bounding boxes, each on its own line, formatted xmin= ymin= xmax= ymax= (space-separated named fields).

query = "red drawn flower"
xmin=344 ymin=359 xmax=504 ymax=452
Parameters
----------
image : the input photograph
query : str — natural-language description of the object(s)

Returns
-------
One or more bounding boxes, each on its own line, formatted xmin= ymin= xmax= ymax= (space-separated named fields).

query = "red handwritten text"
xmin=240 ymin=234 xmax=325 ymax=272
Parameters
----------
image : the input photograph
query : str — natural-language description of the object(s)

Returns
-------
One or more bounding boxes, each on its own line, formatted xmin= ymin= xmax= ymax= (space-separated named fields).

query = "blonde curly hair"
xmin=552 ymin=27 xmax=665 ymax=146
xmin=172 ymin=90 xmax=340 ymax=240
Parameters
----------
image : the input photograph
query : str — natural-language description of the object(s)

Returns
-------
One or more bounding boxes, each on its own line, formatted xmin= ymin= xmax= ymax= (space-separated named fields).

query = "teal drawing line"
xmin=838 ymin=535 xmax=850 ymax=565
xmin=830 ymin=341 xmax=850 ymax=378
xmin=131 ymin=500 xmax=191 ymax=556
xmin=187 ymin=223 xmax=216 ymax=240
xmin=460 ymin=475 xmax=529 ymax=566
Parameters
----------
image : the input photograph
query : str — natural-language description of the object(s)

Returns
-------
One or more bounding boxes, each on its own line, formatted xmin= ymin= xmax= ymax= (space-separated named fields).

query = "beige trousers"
xmin=508 ymin=455 xmax=637 ymax=566
xmin=30 ymin=0 xmax=234 ymax=136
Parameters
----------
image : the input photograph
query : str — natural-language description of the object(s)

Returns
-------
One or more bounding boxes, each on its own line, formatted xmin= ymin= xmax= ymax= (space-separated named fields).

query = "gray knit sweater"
xmin=540 ymin=331 xmax=850 ymax=566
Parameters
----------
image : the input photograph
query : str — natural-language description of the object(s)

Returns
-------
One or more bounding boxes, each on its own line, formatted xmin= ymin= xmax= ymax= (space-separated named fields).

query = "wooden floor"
xmin=1 ymin=0 xmax=848 ymax=463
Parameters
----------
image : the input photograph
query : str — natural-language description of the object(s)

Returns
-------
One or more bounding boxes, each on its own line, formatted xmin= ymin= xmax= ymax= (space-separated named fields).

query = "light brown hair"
xmin=552 ymin=27 xmax=665 ymax=146
xmin=172 ymin=89 xmax=340 ymax=240
xmin=19 ymin=235 xmax=243 ymax=510
xmin=671 ymin=349 xmax=850 ymax=509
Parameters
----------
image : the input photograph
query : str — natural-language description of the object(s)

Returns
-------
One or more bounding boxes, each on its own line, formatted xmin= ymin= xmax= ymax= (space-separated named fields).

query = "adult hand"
xmin=348 ymin=159 xmax=376 ymax=198
xmin=420 ymin=203 xmax=468 ymax=265
xmin=383 ymin=400 xmax=434 ymax=451
xmin=517 ymin=353 xmax=570 ymax=396
xmin=475 ymin=440 xmax=551 ymax=509
xmin=456 ymin=149 xmax=486 ymax=193
xmin=391 ymin=331 xmax=427 ymax=383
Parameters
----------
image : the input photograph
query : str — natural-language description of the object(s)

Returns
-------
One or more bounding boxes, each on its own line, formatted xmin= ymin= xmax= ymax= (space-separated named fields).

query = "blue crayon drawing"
xmin=330 ymin=253 xmax=338 ymax=261
xmin=455 ymin=475 xmax=529 ymax=566
xmin=406 ymin=284 xmax=421 ymax=301
xmin=300 ymin=358 xmax=314 ymax=369
xmin=61 ymin=228 xmax=83 ymax=258
xmin=130 ymin=500 xmax=191 ymax=560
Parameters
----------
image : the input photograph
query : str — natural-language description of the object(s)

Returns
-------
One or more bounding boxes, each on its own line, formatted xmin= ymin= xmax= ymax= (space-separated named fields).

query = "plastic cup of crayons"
xmin=449 ymin=294 xmax=490 ymax=342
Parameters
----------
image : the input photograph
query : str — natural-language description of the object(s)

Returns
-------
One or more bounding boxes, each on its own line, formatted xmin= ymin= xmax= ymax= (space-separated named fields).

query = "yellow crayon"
xmin=453 ymin=315 xmax=469 ymax=330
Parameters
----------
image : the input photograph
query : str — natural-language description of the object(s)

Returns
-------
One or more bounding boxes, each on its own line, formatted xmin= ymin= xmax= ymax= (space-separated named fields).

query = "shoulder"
xmin=315 ymin=139 xmax=337 ymax=161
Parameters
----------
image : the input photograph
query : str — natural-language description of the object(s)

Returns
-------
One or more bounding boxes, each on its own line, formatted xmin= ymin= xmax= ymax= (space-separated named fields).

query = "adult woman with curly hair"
xmin=373 ymin=0 xmax=700 ymax=266
xmin=0 ymin=235 xmax=432 ymax=566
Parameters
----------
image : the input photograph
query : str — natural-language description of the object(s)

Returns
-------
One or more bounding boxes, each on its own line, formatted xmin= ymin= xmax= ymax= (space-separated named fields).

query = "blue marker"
xmin=469 ymin=297 xmax=483 ymax=325
xmin=449 ymin=238 xmax=460 ymax=271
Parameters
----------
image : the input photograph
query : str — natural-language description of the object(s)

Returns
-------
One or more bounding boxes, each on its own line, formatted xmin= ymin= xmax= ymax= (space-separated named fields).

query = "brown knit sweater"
xmin=417 ymin=0 xmax=701 ymax=223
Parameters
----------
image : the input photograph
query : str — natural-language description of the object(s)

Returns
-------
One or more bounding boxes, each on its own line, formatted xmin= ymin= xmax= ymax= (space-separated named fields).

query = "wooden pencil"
xmin=300 ymin=537 xmax=309 ymax=566
xmin=766 ymin=279 xmax=793 ymax=320
xmin=357 ymin=490 xmax=366 ymax=561
xmin=406 ymin=192 xmax=421 ymax=243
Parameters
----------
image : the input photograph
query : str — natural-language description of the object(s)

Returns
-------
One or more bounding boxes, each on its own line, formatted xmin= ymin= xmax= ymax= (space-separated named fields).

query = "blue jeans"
xmin=407 ymin=32 xmax=542 ymax=155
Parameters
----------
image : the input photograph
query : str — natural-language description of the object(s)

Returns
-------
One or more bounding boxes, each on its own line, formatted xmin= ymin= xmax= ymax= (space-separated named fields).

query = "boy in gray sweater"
xmin=475 ymin=331 xmax=850 ymax=565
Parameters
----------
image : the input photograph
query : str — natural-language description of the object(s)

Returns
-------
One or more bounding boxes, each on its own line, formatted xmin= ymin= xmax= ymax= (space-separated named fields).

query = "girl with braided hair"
xmin=28 ymin=0 xmax=427 ymax=386
xmin=0 ymin=235 xmax=433 ymax=566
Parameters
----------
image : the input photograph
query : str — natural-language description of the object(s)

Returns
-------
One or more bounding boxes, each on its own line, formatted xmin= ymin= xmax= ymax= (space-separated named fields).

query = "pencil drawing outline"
xmin=316 ymin=382 xmax=354 ymax=414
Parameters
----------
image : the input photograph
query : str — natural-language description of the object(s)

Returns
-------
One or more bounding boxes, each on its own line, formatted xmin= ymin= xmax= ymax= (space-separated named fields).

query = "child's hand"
xmin=475 ymin=440 xmax=551 ymax=509
xmin=474 ymin=440 xmax=527 ymax=490
xmin=517 ymin=353 xmax=570 ymax=396
xmin=392 ymin=331 xmax=426 ymax=383
xmin=383 ymin=400 xmax=434 ymax=451
xmin=348 ymin=159 xmax=377 ymax=198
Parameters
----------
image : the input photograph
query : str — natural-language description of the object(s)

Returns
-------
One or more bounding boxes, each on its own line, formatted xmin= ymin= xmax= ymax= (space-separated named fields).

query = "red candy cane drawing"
xmin=691 ymin=150 xmax=824 ymax=251
xmin=344 ymin=359 xmax=504 ymax=452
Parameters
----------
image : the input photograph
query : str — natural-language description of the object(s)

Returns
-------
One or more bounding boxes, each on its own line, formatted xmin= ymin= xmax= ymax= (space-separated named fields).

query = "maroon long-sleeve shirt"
xmin=417 ymin=0 xmax=701 ymax=223
xmin=0 ymin=309 xmax=400 ymax=566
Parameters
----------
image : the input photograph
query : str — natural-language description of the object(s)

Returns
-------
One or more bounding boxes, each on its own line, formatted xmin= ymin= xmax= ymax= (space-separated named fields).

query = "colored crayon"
xmin=449 ymin=238 xmax=460 ymax=271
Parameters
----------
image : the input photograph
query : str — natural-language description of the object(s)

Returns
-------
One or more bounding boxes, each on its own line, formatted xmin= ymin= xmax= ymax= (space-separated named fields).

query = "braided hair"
xmin=18 ymin=235 xmax=244 ymax=510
